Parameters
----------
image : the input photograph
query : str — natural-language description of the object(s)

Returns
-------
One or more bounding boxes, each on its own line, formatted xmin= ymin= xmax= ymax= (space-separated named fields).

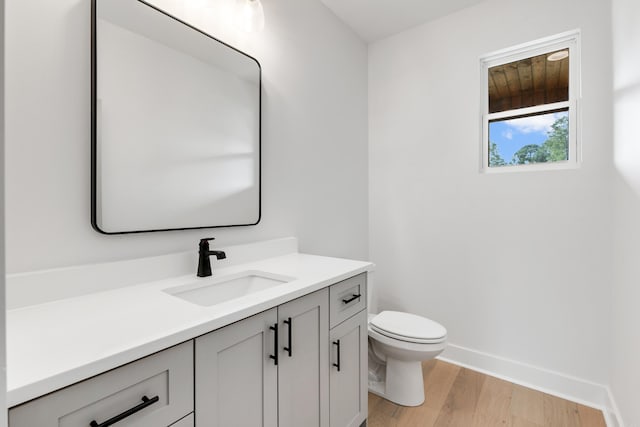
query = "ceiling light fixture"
xmin=236 ymin=0 xmax=265 ymax=32
xmin=547 ymin=50 xmax=569 ymax=61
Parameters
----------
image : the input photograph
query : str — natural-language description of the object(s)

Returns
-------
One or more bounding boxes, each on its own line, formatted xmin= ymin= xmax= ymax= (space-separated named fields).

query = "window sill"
xmin=481 ymin=161 xmax=580 ymax=174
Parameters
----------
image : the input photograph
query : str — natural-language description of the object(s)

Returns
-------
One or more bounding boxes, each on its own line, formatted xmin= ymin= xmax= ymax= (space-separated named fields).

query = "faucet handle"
xmin=199 ymin=237 xmax=215 ymax=250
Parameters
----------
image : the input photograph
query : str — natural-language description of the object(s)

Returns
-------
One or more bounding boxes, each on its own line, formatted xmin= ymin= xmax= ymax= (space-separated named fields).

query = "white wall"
xmin=1 ymin=0 xmax=7 ymax=422
xmin=611 ymin=0 xmax=640 ymax=424
xmin=5 ymin=0 xmax=368 ymax=273
xmin=369 ymin=0 xmax=613 ymax=386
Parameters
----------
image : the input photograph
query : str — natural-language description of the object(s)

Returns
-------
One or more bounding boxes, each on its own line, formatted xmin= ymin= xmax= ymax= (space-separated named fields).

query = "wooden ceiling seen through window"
xmin=488 ymin=49 xmax=569 ymax=114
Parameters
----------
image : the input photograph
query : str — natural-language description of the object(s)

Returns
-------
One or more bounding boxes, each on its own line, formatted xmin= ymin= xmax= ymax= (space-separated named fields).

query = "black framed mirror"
xmin=91 ymin=0 xmax=261 ymax=234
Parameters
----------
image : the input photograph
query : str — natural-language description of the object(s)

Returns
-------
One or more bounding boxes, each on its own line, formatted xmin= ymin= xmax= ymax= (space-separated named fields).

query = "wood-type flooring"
xmin=367 ymin=360 xmax=606 ymax=427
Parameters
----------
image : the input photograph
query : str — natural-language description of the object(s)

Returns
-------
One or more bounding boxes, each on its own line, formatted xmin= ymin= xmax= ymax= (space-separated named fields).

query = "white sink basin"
xmin=163 ymin=270 xmax=295 ymax=307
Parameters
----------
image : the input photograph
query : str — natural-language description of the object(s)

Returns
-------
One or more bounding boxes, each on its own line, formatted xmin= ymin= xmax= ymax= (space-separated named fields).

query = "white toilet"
xmin=367 ymin=310 xmax=447 ymax=406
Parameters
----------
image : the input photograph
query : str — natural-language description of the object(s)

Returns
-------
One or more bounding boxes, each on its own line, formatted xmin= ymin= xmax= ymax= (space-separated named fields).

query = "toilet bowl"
xmin=367 ymin=311 xmax=447 ymax=407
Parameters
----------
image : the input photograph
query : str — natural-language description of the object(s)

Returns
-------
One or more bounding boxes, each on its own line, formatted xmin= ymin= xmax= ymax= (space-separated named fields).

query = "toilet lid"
xmin=370 ymin=311 xmax=447 ymax=343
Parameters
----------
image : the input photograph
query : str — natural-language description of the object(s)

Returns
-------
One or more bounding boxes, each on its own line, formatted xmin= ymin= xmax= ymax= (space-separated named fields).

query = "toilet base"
xmin=368 ymin=358 xmax=425 ymax=407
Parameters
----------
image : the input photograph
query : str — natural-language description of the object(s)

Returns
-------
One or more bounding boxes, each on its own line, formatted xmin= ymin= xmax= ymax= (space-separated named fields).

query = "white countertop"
xmin=7 ymin=252 xmax=373 ymax=407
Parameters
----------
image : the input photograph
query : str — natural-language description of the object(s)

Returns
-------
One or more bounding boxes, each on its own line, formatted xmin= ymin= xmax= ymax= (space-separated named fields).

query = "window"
xmin=480 ymin=31 xmax=580 ymax=172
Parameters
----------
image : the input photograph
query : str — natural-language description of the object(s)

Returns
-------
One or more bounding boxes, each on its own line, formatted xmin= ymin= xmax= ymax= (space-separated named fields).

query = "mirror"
xmin=92 ymin=0 xmax=261 ymax=234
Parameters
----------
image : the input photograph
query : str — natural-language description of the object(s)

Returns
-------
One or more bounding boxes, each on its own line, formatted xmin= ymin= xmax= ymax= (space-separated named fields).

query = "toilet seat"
xmin=370 ymin=311 xmax=447 ymax=344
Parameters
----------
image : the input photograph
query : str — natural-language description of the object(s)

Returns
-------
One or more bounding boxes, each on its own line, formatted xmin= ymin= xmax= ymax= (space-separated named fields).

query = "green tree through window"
xmin=488 ymin=114 xmax=569 ymax=167
xmin=512 ymin=144 xmax=549 ymax=164
xmin=489 ymin=142 xmax=507 ymax=166
xmin=543 ymin=115 xmax=569 ymax=162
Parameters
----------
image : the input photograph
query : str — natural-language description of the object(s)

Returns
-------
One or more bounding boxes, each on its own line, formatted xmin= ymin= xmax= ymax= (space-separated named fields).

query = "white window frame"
xmin=480 ymin=30 xmax=581 ymax=173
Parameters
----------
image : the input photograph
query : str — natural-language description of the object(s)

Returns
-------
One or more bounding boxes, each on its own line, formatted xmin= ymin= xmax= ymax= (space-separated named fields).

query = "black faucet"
xmin=197 ymin=238 xmax=226 ymax=277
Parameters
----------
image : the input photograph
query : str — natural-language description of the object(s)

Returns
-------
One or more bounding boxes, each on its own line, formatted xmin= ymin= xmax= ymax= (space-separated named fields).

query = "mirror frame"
xmin=90 ymin=0 xmax=262 ymax=235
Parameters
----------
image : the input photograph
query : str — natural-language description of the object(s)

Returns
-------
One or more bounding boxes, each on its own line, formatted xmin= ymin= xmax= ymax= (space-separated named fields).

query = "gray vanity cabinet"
xmin=329 ymin=310 xmax=368 ymax=427
xmin=195 ymin=288 xmax=329 ymax=427
xmin=8 ymin=275 xmax=366 ymax=427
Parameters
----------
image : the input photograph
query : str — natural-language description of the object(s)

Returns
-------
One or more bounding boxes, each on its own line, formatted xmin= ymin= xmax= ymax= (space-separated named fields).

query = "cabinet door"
xmin=278 ymin=289 xmax=329 ymax=427
xmin=195 ymin=308 xmax=278 ymax=427
xmin=329 ymin=310 xmax=368 ymax=427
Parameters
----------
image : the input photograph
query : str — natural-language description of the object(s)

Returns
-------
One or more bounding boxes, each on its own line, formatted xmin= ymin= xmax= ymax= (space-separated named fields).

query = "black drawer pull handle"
xmin=269 ymin=323 xmax=278 ymax=365
xmin=283 ymin=317 xmax=293 ymax=357
xmin=342 ymin=294 xmax=361 ymax=304
xmin=89 ymin=395 xmax=159 ymax=427
xmin=333 ymin=340 xmax=341 ymax=372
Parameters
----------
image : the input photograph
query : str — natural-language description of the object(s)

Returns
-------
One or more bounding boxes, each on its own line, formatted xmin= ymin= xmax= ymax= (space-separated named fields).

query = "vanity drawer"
xmin=9 ymin=341 xmax=194 ymax=427
xmin=329 ymin=273 xmax=367 ymax=328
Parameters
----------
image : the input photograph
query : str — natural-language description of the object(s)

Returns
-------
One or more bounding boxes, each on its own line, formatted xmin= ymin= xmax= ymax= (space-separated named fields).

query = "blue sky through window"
xmin=489 ymin=111 xmax=569 ymax=164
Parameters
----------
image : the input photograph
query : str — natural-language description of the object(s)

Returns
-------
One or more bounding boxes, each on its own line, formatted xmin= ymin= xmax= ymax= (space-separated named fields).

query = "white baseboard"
xmin=604 ymin=386 xmax=625 ymax=427
xmin=438 ymin=343 xmax=623 ymax=427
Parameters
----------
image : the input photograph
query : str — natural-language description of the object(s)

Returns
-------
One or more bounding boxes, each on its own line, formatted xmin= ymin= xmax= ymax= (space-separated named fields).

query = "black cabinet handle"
xmin=342 ymin=294 xmax=361 ymax=304
xmin=332 ymin=340 xmax=341 ymax=372
xmin=269 ymin=323 xmax=278 ymax=365
xmin=283 ymin=317 xmax=292 ymax=357
xmin=89 ymin=395 xmax=159 ymax=427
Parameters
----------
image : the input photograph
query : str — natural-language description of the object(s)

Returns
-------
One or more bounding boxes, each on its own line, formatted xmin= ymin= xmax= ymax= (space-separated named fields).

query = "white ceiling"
xmin=320 ymin=0 xmax=486 ymax=43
